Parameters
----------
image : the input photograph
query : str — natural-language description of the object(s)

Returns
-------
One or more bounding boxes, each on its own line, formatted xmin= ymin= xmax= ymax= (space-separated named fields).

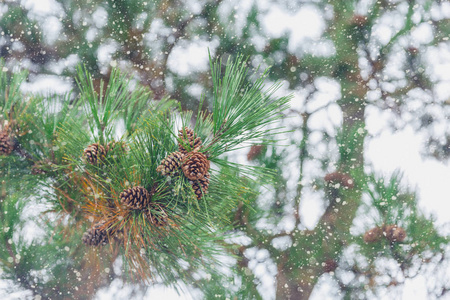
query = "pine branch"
xmin=205 ymin=53 xmax=292 ymax=158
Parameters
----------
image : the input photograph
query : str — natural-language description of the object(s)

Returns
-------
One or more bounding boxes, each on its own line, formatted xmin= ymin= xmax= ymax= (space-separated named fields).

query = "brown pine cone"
xmin=324 ymin=171 xmax=354 ymax=189
xmin=0 ymin=130 xmax=14 ymax=155
xmin=178 ymin=127 xmax=202 ymax=154
xmin=82 ymin=221 xmax=109 ymax=246
xmin=191 ymin=172 xmax=210 ymax=199
xmin=323 ymin=259 xmax=338 ymax=273
xmin=363 ymin=226 xmax=383 ymax=244
xmin=120 ymin=186 xmax=151 ymax=210
xmin=247 ymin=145 xmax=264 ymax=161
xmin=145 ymin=203 xmax=168 ymax=227
xmin=182 ymin=151 xmax=210 ymax=180
xmin=156 ymin=151 xmax=185 ymax=176
xmin=384 ymin=224 xmax=407 ymax=242
xmin=351 ymin=14 xmax=367 ymax=27
xmin=84 ymin=143 xmax=106 ymax=165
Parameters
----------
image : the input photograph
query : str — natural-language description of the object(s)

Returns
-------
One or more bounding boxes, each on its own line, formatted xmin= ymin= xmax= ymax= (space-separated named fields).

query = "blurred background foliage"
xmin=1 ymin=0 xmax=450 ymax=299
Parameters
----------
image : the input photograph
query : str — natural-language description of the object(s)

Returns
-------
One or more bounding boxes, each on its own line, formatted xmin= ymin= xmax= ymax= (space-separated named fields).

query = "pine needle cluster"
xmin=0 ymin=56 xmax=291 ymax=289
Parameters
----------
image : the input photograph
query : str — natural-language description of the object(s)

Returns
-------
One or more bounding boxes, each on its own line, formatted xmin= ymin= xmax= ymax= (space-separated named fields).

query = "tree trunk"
xmin=275 ymin=264 xmax=321 ymax=300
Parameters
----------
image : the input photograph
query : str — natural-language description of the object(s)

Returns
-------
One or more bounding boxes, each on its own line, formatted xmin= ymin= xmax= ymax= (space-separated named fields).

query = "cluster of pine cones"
xmin=83 ymin=140 xmax=126 ymax=165
xmin=0 ymin=129 xmax=14 ymax=156
xmin=82 ymin=140 xmax=169 ymax=247
xmin=363 ymin=224 xmax=407 ymax=244
xmin=156 ymin=127 xmax=211 ymax=200
xmin=82 ymin=128 xmax=210 ymax=247
xmin=82 ymin=200 xmax=168 ymax=247
xmin=83 ymin=185 xmax=168 ymax=247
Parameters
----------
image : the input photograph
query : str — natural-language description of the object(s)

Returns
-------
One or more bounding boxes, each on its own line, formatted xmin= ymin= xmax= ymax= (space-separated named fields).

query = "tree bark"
xmin=276 ymin=268 xmax=316 ymax=300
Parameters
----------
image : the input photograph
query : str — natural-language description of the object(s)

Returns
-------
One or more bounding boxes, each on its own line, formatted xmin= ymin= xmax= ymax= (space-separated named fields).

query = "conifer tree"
xmin=1 ymin=0 xmax=450 ymax=299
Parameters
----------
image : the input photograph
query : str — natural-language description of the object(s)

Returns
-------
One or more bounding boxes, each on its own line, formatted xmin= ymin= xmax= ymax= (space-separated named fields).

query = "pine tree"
xmin=1 ymin=0 xmax=450 ymax=299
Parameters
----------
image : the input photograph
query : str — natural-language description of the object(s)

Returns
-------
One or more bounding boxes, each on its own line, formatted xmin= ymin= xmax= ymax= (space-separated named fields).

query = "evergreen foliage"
xmin=1 ymin=0 xmax=450 ymax=299
xmin=0 ymin=56 xmax=291 ymax=297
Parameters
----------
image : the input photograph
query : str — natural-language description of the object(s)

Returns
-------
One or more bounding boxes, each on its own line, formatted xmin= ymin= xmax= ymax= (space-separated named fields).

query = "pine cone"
xmin=178 ymin=127 xmax=202 ymax=154
xmin=351 ymin=14 xmax=367 ymax=27
xmin=106 ymin=140 xmax=127 ymax=156
xmin=363 ymin=226 xmax=383 ymax=243
xmin=120 ymin=186 xmax=151 ymax=210
xmin=384 ymin=224 xmax=406 ymax=242
xmin=82 ymin=221 xmax=109 ymax=246
xmin=84 ymin=143 xmax=106 ymax=165
xmin=182 ymin=152 xmax=210 ymax=180
xmin=247 ymin=145 xmax=264 ymax=161
xmin=323 ymin=259 xmax=338 ymax=273
xmin=191 ymin=172 xmax=210 ymax=199
xmin=156 ymin=151 xmax=185 ymax=176
xmin=324 ymin=172 xmax=354 ymax=189
xmin=145 ymin=203 xmax=168 ymax=227
xmin=0 ymin=130 xmax=14 ymax=155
